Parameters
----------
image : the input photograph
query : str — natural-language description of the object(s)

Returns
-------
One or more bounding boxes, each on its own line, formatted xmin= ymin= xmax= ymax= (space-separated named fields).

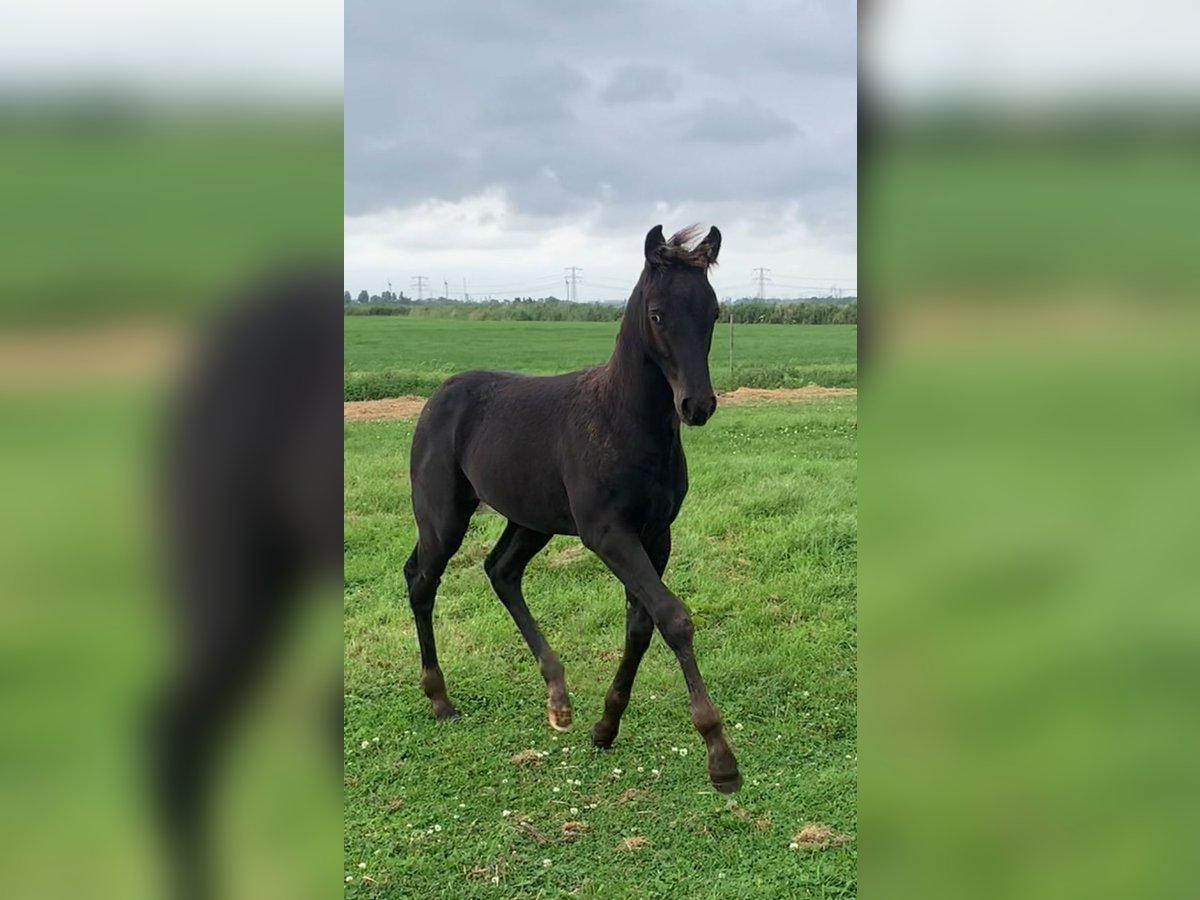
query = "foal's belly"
xmin=483 ymin=490 xmax=579 ymax=536
xmin=461 ymin=445 xmax=578 ymax=536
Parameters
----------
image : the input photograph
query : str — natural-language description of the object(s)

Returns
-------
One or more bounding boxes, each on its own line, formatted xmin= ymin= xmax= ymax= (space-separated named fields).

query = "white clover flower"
xmin=358 ymin=862 xmax=366 ymax=869
xmin=789 ymin=842 xmax=799 ymax=850
xmin=651 ymin=768 xmax=660 ymax=776
xmin=502 ymin=810 xmax=511 ymax=817
xmin=734 ymin=723 xmax=743 ymax=731
xmin=361 ymin=740 xmax=370 ymax=749
xmin=570 ymin=807 xmax=579 ymax=815
xmin=346 ymin=876 xmax=353 ymax=883
xmin=542 ymin=858 xmax=552 ymax=867
xmin=679 ymin=748 xmax=688 ymax=757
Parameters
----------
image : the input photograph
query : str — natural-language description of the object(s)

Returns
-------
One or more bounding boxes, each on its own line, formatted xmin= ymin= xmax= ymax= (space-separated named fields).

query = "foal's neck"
xmin=602 ymin=310 xmax=679 ymax=438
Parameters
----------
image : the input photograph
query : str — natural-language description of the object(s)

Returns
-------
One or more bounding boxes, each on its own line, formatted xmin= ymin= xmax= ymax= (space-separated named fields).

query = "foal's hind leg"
xmin=406 ymin=488 xmax=476 ymax=721
xmin=590 ymin=529 xmax=668 ymax=748
xmin=484 ymin=521 xmax=571 ymax=730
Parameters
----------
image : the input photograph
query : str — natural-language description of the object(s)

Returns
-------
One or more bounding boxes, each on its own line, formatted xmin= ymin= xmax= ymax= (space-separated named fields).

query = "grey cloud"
xmin=601 ymin=64 xmax=682 ymax=104
xmin=345 ymin=139 xmax=484 ymax=216
xmin=683 ymin=98 xmax=799 ymax=144
xmin=477 ymin=62 xmax=588 ymax=129
xmin=345 ymin=0 xmax=855 ymax=244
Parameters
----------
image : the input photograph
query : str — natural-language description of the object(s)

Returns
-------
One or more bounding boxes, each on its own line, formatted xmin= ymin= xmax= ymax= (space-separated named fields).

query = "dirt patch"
xmin=718 ymin=386 xmax=856 ymax=405
xmin=343 ymin=385 xmax=856 ymax=421
xmin=0 ymin=324 xmax=186 ymax=386
xmin=615 ymin=836 xmax=651 ymax=852
xmin=616 ymin=788 xmax=647 ymax=803
xmin=509 ymin=749 xmax=546 ymax=768
xmin=560 ymin=821 xmax=589 ymax=842
xmin=790 ymin=823 xmax=852 ymax=849
xmin=343 ymin=396 xmax=426 ymax=420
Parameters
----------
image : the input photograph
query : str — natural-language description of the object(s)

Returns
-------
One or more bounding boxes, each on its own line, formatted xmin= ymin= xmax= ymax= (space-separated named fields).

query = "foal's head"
xmin=636 ymin=224 xmax=722 ymax=426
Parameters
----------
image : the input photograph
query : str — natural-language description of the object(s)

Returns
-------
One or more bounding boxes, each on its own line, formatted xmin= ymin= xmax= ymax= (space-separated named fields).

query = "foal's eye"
xmin=649 ymin=312 xmax=662 ymax=325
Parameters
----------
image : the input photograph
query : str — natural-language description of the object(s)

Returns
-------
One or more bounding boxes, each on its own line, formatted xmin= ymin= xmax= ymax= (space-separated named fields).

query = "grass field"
xmin=0 ymin=386 xmax=340 ymax=900
xmin=344 ymin=319 xmax=857 ymax=400
xmin=0 ymin=117 xmax=341 ymax=324
xmin=344 ymin=396 xmax=858 ymax=898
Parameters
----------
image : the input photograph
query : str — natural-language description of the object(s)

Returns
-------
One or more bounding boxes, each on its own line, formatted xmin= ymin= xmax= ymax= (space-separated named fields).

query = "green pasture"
xmin=344 ymin=396 xmax=858 ymax=898
xmin=344 ymin=319 xmax=858 ymax=400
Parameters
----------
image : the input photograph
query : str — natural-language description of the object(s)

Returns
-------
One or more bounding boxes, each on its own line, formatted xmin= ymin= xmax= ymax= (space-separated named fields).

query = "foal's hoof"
xmin=547 ymin=704 xmax=573 ymax=732
xmin=710 ymin=768 xmax=743 ymax=794
xmin=589 ymin=722 xmax=617 ymax=749
xmin=432 ymin=700 xmax=460 ymax=722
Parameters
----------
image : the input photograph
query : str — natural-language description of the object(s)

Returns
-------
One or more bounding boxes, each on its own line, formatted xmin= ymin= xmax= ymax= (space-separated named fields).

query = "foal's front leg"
xmin=590 ymin=529 xmax=667 ymax=749
xmin=583 ymin=525 xmax=741 ymax=793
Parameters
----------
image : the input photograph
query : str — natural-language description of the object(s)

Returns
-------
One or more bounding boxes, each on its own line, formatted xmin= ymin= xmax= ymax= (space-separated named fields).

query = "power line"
xmin=772 ymin=273 xmax=858 ymax=284
xmin=752 ymin=267 xmax=771 ymax=300
xmin=587 ymin=278 xmax=633 ymax=291
xmin=563 ymin=266 xmax=583 ymax=304
xmin=464 ymin=278 xmax=566 ymax=294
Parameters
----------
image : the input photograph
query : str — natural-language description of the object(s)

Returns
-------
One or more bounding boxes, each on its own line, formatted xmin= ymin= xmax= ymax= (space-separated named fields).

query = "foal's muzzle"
xmin=680 ymin=393 xmax=717 ymax=426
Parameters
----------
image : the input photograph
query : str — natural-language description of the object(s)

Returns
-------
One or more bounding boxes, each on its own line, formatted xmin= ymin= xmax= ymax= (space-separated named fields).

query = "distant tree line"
xmin=343 ymin=293 xmax=856 ymax=324
xmin=718 ymin=301 xmax=857 ymax=325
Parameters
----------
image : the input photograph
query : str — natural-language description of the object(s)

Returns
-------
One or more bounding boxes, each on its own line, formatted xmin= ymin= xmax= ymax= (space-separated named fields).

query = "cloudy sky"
xmin=344 ymin=0 xmax=857 ymax=301
xmin=2 ymin=0 xmax=342 ymax=98
xmin=866 ymin=0 xmax=1200 ymax=109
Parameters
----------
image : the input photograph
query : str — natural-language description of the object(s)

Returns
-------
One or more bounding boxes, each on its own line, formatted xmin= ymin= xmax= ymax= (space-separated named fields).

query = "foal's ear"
xmin=697 ymin=226 xmax=721 ymax=265
xmin=644 ymin=224 xmax=667 ymax=264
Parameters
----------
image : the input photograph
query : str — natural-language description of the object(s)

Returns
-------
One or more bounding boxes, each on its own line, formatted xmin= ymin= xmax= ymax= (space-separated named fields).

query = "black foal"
xmin=406 ymin=225 xmax=740 ymax=792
